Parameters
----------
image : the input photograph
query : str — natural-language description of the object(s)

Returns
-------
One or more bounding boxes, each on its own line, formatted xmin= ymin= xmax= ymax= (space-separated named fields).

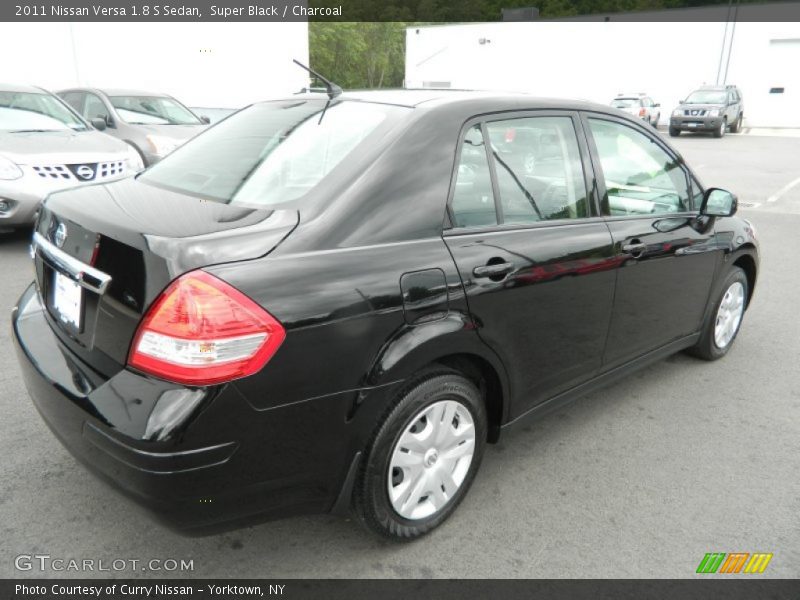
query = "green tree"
xmin=310 ymin=22 xmax=407 ymax=89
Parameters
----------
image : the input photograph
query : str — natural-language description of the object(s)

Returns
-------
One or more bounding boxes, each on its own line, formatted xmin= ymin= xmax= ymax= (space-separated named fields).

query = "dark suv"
xmin=669 ymin=85 xmax=743 ymax=138
xmin=13 ymin=90 xmax=758 ymax=540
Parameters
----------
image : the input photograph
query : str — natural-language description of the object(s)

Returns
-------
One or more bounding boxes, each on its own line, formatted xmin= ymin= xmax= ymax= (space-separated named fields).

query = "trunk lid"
xmin=33 ymin=177 xmax=298 ymax=377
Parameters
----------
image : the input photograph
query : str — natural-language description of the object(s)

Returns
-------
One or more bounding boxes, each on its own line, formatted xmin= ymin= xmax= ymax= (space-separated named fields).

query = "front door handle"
xmin=473 ymin=262 xmax=514 ymax=278
xmin=622 ymin=241 xmax=647 ymax=258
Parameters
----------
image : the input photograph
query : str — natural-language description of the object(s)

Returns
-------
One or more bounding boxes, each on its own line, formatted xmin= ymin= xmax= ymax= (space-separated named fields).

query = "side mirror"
xmin=200 ymin=115 xmax=211 ymax=125
xmin=700 ymin=187 xmax=737 ymax=217
xmin=90 ymin=117 xmax=107 ymax=131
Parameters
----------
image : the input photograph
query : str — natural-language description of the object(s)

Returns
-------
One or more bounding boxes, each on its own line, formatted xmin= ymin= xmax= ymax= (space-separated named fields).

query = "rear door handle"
xmin=473 ymin=262 xmax=514 ymax=278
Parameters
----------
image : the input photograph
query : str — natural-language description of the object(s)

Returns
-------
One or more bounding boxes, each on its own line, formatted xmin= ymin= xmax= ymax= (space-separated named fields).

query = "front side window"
xmin=141 ymin=100 xmax=405 ymax=207
xmin=0 ymin=91 xmax=88 ymax=132
xmin=109 ymin=95 xmax=201 ymax=125
xmin=59 ymin=91 xmax=85 ymax=113
xmin=486 ymin=116 xmax=589 ymax=223
xmin=588 ymin=118 xmax=690 ymax=216
xmin=85 ymin=93 xmax=110 ymax=121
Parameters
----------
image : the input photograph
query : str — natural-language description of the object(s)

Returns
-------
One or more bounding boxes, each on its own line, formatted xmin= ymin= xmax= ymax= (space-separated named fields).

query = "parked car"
xmin=669 ymin=85 xmax=744 ymax=138
xmin=13 ymin=90 xmax=759 ymax=540
xmin=610 ymin=93 xmax=660 ymax=127
xmin=0 ymin=83 xmax=142 ymax=231
xmin=58 ymin=88 xmax=209 ymax=166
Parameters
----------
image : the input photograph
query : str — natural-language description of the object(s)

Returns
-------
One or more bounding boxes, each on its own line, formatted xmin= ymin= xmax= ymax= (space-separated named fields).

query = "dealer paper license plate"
xmin=53 ymin=271 xmax=82 ymax=328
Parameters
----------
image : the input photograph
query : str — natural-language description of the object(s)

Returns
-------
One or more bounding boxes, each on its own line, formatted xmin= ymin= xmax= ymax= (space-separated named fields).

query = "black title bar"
xmin=4 ymin=0 xmax=800 ymax=22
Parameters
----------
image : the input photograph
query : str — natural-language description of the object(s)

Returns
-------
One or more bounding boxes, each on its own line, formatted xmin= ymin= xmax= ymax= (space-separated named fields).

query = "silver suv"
xmin=0 ymin=84 xmax=142 ymax=231
xmin=669 ymin=85 xmax=744 ymax=138
xmin=58 ymin=88 xmax=209 ymax=166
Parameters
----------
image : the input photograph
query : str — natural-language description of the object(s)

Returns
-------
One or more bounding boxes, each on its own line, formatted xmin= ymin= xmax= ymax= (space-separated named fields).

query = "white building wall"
xmin=406 ymin=20 xmax=800 ymax=127
xmin=0 ymin=22 xmax=309 ymax=108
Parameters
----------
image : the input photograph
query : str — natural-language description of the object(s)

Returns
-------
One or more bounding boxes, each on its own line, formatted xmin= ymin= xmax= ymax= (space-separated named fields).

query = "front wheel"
xmin=713 ymin=118 xmax=727 ymax=138
xmin=354 ymin=371 xmax=487 ymax=540
xmin=669 ymin=126 xmax=681 ymax=137
xmin=687 ymin=267 xmax=748 ymax=361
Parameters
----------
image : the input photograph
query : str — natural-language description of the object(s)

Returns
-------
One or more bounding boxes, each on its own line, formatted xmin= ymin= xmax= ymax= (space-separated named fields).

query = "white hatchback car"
xmin=0 ymin=84 xmax=143 ymax=231
xmin=611 ymin=93 xmax=661 ymax=128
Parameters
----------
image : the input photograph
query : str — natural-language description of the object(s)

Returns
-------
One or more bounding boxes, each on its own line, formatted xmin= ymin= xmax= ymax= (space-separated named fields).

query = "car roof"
xmin=277 ymin=89 xmax=618 ymax=115
xmin=0 ymin=83 xmax=49 ymax=94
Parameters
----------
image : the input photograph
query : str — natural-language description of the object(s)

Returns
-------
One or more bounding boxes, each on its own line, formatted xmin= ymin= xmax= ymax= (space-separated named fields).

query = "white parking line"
xmin=767 ymin=175 xmax=800 ymax=202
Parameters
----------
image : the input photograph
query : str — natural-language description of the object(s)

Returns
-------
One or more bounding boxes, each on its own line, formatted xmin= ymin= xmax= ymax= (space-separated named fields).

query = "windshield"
xmin=0 ymin=91 xmax=88 ymax=132
xmin=684 ymin=90 xmax=727 ymax=104
xmin=611 ymin=98 xmax=639 ymax=108
xmin=140 ymin=100 xmax=408 ymax=207
xmin=109 ymin=95 xmax=201 ymax=125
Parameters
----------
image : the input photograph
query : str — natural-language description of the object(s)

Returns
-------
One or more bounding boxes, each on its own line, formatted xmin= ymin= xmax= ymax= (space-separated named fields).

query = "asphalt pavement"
xmin=0 ymin=131 xmax=798 ymax=579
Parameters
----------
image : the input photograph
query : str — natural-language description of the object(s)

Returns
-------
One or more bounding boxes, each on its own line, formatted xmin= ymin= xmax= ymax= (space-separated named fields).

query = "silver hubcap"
xmin=720 ymin=121 xmax=726 ymax=136
xmin=714 ymin=281 xmax=745 ymax=349
xmin=387 ymin=400 xmax=476 ymax=520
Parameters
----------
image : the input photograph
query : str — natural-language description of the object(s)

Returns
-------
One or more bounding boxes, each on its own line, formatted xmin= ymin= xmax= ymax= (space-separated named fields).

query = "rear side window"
xmin=450 ymin=115 xmax=590 ymax=228
xmin=486 ymin=116 xmax=589 ymax=223
xmin=451 ymin=125 xmax=497 ymax=228
xmin=141 ymin=100 xmax=407 ymax=207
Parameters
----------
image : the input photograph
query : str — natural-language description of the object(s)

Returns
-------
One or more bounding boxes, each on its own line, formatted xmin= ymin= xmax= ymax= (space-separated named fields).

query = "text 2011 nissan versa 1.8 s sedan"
xmin=13 ymin=90 xmax=759 ymax=540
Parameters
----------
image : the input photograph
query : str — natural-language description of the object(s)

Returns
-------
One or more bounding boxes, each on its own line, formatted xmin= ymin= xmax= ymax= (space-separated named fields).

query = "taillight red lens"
xmin=639 ymin=108 xmax=647 ymax=117
xmin=128 ymin=270 xmax=285 ymax=386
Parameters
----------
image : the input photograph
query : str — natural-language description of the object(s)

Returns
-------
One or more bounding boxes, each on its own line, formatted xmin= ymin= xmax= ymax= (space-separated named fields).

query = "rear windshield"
xmin=140 ymin=99 xmax=408 ymax=206
xmin=611 ymin=98 xmax=639 ymax=108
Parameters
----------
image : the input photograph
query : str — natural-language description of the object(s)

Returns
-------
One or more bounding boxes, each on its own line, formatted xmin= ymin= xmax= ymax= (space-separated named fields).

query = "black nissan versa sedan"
xmin=13 ymin=90 xmax=759 ymax=540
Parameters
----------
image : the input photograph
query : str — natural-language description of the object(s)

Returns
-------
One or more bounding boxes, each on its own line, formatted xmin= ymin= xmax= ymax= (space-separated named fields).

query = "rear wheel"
xmin=669 ymin=126 xmax=681 ymax=137
xmin=687 ymin=267 xmax=748 ymax=361
xmin=354 ymin=371 xmax=487 ymax=540
xmin=730 ymin=113 xmax=743 ymax=133
xmin=652 ymin=113 xmax=660 ymax=128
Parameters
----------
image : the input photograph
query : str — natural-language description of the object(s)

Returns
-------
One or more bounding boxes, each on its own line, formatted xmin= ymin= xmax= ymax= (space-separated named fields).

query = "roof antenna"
xmin=293 ymin=59 xmax=342 ymax=100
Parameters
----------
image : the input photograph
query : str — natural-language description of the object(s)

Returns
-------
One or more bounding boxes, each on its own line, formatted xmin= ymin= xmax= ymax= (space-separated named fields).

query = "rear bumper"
xmin=670 ymin=116 xmax=723 ymax=132
xmin=12 ymin=283 xmax=375 ymax=534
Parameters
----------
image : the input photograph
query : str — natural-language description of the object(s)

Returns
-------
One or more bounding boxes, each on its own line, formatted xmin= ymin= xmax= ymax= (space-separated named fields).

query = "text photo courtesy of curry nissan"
xmin=12 ymin=89 xmax=757 ymax=540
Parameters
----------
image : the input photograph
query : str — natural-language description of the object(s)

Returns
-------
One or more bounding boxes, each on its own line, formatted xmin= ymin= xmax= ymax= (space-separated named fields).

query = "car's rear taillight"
xmin=128 ymin=270 xmax=285 ymax=386
xmin=639 ymin=108 xmax=647 ymax=117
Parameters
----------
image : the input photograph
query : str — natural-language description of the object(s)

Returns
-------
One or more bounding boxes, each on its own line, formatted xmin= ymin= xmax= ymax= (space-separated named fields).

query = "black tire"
xmin=713 ymin=118 xmax=726 ymax=138
xmin=669 ymin=127 xmax=680 ymax=137
xmin=353 ymin=370 xmax=487 ymax=541
xmin=687 ymin=267 xmax=748 ymax=361
xmin=652 ymin=113 xmax=660 ymax=128
xmin=730 ymin=114 xmax=743 ymax=133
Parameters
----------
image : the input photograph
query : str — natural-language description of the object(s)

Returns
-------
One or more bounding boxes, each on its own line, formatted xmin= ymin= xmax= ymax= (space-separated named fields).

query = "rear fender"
xmin=361 ymin=311 xmax=512 ymax=424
